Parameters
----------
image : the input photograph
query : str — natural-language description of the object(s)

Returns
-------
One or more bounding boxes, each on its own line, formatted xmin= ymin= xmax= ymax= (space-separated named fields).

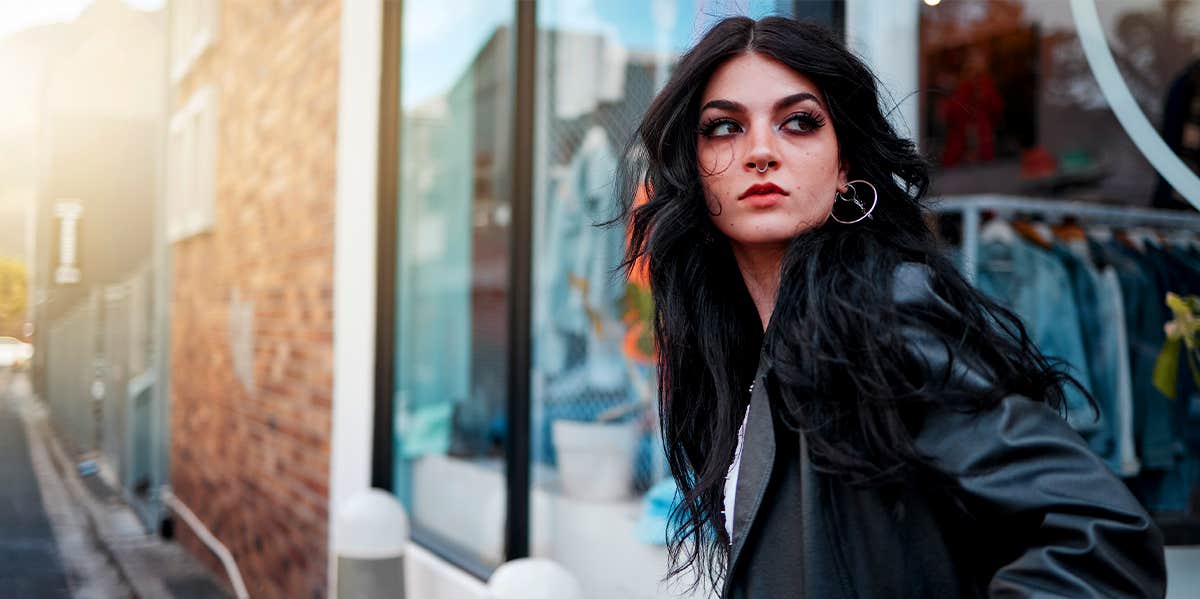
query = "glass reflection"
xmin=393 ymin=0 xmax=513 ymax=569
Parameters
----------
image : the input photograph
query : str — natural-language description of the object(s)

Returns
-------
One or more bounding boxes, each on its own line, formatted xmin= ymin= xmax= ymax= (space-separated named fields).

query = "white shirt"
xmin=723 ymin=404 xmax=752 ymax=543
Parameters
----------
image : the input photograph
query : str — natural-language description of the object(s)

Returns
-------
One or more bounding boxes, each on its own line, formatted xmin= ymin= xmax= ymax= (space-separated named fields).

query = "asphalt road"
xmin=0 ymin=375 xmax=72 ymax=599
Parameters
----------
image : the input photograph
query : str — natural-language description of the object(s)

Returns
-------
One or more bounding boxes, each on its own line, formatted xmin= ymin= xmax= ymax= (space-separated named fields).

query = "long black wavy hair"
xmin=614 ymin=16 xmax=1083 ymax=590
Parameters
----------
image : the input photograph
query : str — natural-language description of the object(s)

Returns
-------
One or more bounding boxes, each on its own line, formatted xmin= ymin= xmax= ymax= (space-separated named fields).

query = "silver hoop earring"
xmin=756 ymin=164 xmax=768 ymax=173
xmin=830 ymin=179 xmax=878 ymax=225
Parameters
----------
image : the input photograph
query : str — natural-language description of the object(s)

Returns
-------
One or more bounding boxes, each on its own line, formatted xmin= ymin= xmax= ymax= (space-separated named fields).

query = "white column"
xmin=330 ymin=0 xmax=383 ymax=595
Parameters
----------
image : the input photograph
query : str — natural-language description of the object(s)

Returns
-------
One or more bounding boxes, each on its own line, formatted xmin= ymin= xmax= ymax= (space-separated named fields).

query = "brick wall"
xmin=169 ymin=2 xmax=339 ymax=598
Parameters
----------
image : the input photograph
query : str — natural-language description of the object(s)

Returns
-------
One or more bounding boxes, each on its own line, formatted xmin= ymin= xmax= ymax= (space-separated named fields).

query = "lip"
xmin=739 ymin=182 xmax=788 ymax=201
xmin=742 ymin=194 xmax=782 ymax=208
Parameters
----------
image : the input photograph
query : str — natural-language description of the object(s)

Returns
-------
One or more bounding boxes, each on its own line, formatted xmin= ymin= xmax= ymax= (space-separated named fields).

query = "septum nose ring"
xmin=756 ymin=163 xmax=768 ymax=173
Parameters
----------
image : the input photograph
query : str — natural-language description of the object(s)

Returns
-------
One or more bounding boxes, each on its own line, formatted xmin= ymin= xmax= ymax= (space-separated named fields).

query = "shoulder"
xmin=890 ymin=261 xmax=942 ymax=307
xmin=889 ymin=261 xmax=999 ymax=395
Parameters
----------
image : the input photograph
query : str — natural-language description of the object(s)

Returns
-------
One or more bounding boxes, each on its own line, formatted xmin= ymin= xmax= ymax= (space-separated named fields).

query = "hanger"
xmin=1115 ymin=228 xmax=1143 ymax=252
xmin=980 ymin=216 xmax=1018 ymax=245
xmin=1012 ymin=217 xmax=1053 ymax=249
xmin=1032 ymin=220 xmax=1056 ymax=246
xmin=1130 ymin=227 xmax=1162 ymax=249
xmin=1182 ymin=232 xmax=1200 ymax=253
xmin=1165 ymin=229 xmax=1196 ymax=250
xmin=1088 ymin=224 xmax=1114 ymax=243
xmin=1052 ymin=217 xmax=1087 ymax=243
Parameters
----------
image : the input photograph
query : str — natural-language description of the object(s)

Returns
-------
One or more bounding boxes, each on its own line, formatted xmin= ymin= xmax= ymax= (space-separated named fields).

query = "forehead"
xmin=701 ymin=52 xmax=823 ymax=106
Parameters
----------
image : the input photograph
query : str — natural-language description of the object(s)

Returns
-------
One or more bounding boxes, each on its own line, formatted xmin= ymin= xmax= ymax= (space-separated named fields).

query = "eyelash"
xmin=785 ymin=111 xmax=826 ymax=133
xmin=697 ymin=111 xmax=827 ymax=138
xmin=697 ymin=117 xmax=739 ymax=137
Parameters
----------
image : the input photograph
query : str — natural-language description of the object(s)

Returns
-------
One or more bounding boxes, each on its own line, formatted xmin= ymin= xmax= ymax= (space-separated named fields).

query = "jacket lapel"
xmin=726 ymin=364 xmax=777 ymax=582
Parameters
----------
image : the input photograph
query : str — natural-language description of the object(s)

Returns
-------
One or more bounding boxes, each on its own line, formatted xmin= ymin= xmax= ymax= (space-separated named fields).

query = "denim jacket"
xmin=1050 ymin=242 xmax=1128 ymax=470
xmin=976 ymin=238 xmax=1098 ymax=431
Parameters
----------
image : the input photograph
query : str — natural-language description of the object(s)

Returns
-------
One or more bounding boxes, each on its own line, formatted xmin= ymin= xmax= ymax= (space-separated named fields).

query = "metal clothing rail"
xmin=932 ymin=194 xmax=1200 ymax=283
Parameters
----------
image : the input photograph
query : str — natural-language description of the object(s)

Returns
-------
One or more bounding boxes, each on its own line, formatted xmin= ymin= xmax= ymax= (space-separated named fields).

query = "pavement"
xmin=0 ymin=369 xmax=231 ymax=599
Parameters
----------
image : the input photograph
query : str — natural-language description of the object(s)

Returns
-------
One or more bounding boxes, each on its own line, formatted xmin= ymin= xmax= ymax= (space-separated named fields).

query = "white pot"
xmin=551 ymin=419 xmax=638 ymax=501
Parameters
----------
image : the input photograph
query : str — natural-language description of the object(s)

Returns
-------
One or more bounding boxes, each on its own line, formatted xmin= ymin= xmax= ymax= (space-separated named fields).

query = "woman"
xmin=616 ymin=16 xmax=1166 ymax=598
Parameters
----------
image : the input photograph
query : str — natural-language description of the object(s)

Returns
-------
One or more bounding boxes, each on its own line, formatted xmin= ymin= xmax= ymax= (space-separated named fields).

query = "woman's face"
xmin=697 ymin=52 xmax=848 ymax=249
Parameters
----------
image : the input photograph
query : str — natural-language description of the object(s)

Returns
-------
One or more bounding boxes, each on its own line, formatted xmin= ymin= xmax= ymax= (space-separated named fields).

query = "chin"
xmin=736 ymin=220 xmax=824 ymax=244
xmin=727 ymin=230 xmax=802 ymax=247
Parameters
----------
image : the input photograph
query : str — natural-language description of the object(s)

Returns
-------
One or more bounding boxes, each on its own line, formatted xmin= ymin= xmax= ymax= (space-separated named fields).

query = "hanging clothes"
xmin=1051 ymin=241 xmax=1125 ymax=468
xmin=532 ymin=126 xmax=634 ymax=465
xmin=977 ymin=234 xmax=1097 ymax=431
xmin=1111 ymin=241 xmax=1186 ymax=472
xmin=1170 ymin=247 xmax=1200 ymax=458
xmin=1125 ymin=242 xmax=1200 ymax=511
xmin=946 ymin=201 xmax=1200 ymax=518
xmin=1099 ymin=267 xmax=1141 ymax=476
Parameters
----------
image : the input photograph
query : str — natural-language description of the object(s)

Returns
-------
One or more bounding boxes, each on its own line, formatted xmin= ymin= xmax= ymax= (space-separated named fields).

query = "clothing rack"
xmin=934 ymin=194 xmax=1200 ymax=283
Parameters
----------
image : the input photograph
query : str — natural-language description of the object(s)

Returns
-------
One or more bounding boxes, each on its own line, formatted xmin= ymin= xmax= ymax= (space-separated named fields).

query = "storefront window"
xmin=389 ymin=0 xmax=1200 ymax=585
xmin=387 ymin=0 xmax=1200 ymax=589
xmin=921 ymin=0 xmax=1200 ymax=207
xmin=392 ymin=0 xmax=514 ymax=570
xmin=529 ymin=1 xmax=795 ymax=597
xmin=920 ymin=0 xmax=1200 ymax=541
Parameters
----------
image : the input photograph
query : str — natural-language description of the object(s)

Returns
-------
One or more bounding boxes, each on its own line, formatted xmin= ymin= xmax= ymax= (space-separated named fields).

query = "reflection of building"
xmin=916 ymin=0 xmax=1200 ymax=204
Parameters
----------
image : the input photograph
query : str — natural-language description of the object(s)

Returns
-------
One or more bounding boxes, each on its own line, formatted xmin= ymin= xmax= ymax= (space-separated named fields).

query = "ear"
xmin=837 ymin=159 xmax=851 ymax=192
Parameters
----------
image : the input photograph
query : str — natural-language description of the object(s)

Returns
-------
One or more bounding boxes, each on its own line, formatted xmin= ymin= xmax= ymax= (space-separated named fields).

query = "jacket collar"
xmin=725 ymin=355 xmax=776 ymax=588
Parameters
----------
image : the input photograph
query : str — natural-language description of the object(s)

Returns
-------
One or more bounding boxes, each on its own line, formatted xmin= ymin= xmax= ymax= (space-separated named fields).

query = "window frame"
xmin=169 ymin=0 xmax=220 ymax=83
xmin=166 ymin=85 xmax=217 ymax=243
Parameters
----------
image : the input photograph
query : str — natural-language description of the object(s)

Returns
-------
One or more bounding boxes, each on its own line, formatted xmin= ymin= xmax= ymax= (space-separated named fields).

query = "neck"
xmin=730 ymin=242 xmax=785 ymax=332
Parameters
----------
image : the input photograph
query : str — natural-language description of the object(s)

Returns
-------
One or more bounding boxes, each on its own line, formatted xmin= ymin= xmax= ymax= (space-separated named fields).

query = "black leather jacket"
xmin=723 ymin=264 xmax=1166 ymax=598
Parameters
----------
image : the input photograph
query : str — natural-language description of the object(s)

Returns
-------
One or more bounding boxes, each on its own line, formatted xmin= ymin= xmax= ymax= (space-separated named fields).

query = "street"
xmin=0 ymin=369 xmax=75 ymax=598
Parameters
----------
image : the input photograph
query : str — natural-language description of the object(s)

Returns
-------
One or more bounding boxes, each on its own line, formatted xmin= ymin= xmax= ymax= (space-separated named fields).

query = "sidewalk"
xmin=2 ymin=369 xmax=231 ymax=599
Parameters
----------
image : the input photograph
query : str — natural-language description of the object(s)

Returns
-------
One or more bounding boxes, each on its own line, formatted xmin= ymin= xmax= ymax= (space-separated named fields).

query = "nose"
xmin=744 ymin=124 xmax=779 ymax=173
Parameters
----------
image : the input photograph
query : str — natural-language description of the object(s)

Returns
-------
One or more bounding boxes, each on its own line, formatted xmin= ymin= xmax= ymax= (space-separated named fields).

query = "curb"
xmin=26 ymin=397 xmax=173 ymax=599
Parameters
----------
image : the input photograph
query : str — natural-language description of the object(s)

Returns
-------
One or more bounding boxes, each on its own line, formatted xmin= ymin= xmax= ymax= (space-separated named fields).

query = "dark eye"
xmin=699 ymin=118 xmax=742 ymax=138
xmin=783 ymin=112 xmax=825 ymax=133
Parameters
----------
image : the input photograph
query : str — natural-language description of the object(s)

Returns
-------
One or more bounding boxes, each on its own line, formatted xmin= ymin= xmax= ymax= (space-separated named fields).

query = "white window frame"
xmin=167 ymin=86 xmax=218 ymax=242
xmin=170 ymin=0 xmax=220 ymax=83
xmin=844 ymin=0 xmax=920 ymax=144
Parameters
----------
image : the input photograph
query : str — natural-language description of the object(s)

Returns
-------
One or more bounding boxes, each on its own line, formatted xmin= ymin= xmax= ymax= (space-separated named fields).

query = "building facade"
xmin=164 ymin=1 xmax=338 ymax=597
xmin=20 ymin=0 xmax=167 ymax=541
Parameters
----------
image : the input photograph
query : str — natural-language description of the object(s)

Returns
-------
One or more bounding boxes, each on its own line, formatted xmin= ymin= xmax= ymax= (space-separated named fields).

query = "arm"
xmin=915 ymin=395 xmax=1166 ymax=598
xmin=892 ymin=262 xmax=1166 ymax=598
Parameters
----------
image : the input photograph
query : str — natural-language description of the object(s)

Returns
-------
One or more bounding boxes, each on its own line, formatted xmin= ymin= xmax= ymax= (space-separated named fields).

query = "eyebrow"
xmin=700 ymin=92 xmax=823 ymax=113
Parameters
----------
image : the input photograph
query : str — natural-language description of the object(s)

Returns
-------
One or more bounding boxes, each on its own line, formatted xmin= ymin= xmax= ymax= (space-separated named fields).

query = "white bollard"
xmin=334 ymin=489 xmax=409 ymax=599
xmin=487 ymin=558 xmax=583 ymax=599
